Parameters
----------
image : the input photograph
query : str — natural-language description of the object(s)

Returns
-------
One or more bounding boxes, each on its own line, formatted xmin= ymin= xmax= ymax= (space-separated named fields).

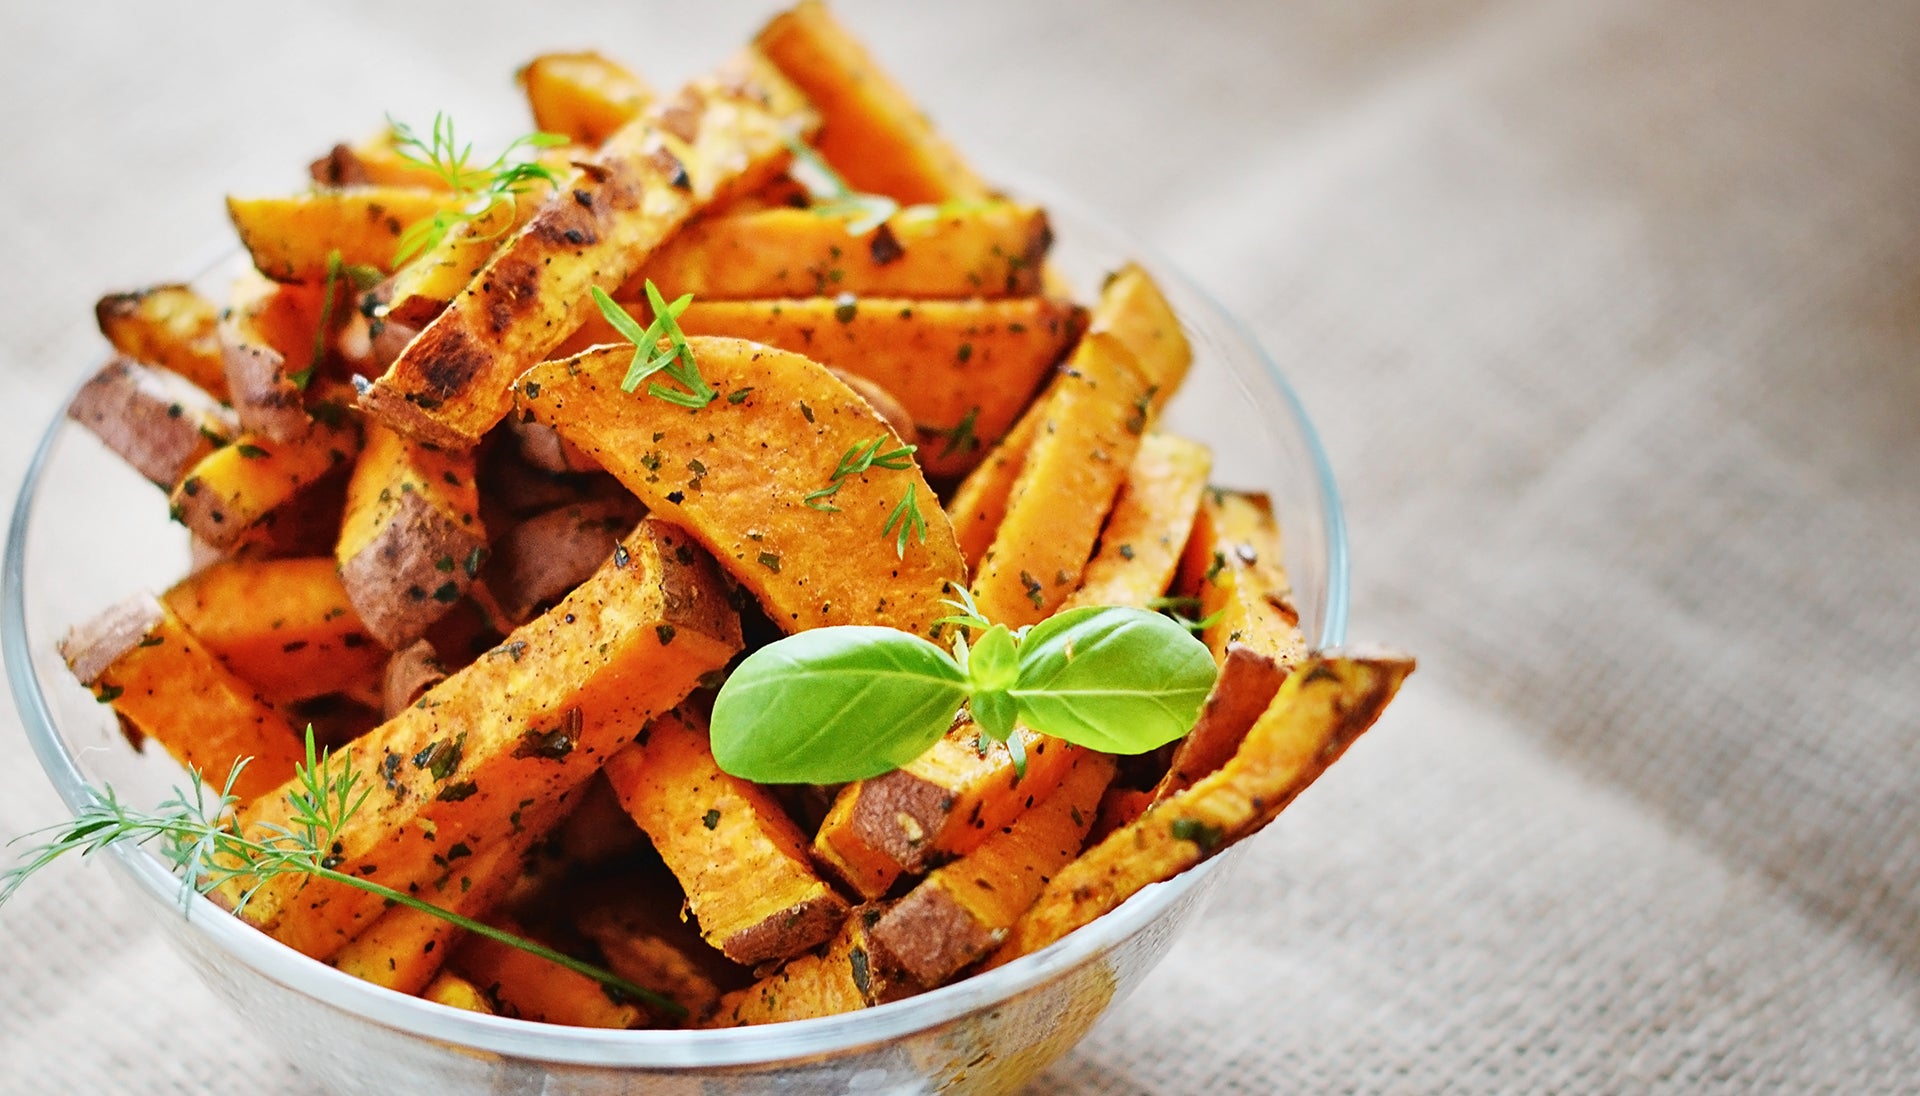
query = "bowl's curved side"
xmin=2 ymin=189 xmax=1348 ymax=1093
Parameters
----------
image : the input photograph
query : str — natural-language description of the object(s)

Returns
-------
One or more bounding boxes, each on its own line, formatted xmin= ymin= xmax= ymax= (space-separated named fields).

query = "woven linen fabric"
xmin=2 ymin=1 xmax=1916 ymax=1092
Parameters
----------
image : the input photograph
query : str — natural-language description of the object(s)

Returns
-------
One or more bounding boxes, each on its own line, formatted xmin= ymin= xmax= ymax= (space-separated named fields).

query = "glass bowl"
xmin=3 ymin=190 xmax=1348 ymax=1095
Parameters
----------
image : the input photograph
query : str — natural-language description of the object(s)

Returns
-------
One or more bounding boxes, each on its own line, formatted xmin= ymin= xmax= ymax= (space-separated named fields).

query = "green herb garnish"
xmin=1146 ymin=595 xmax=1227 ymax=635
xmin=590 ymin=282 xmax=715 ymax=409
xmin=783 ymin=136 xmax=900 ymax=235
xmin=803 ymin=435 xmax=917 ymax=513
xmin=923 ymin=406 xmax=982 ymax=459
xmin=388 ymin=112 xmax=568 ymax=266
xmin=0 ymin=728 xmax=684 ymax=1019
xmin=883 ymin=485 xmax=928 ymax=558
xmin=709 ymin=602 xmax=1217 ymax=785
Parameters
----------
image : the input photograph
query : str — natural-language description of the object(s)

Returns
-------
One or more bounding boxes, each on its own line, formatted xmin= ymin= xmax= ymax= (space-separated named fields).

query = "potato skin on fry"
xmin=94 ymin=284 xmax=230 ymax=400
xmin=59 ymin=595 xmax=304 ymax=804
xmin=67 ymin=357 xmax=236 ymax=488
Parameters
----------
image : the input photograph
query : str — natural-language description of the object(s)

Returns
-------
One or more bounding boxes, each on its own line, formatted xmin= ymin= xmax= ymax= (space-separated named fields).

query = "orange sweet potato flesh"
xmin=986 ymin=650 xmax=1414 ymax=969
xmin=869 ymin=750 xmax=1113 ymax=987
xmin=170 ymin=416 xmax=363 ymax=553
xmin=1176 ymin=489 xmax=1310 ymax=669
xmin=969 ymin=331 xmax=1154 ymax=627
xmin=220 ymin=271 xmax=324 ymax=443
xmin=946 ymin=263 xmax=1191 ymax=573
xmin=335 ymin=421 xmax=488 ymax=648
xmin=1153 ymin=642 xmax=1288 ymax=802
xmin=331 ymin=791 xmax=570 ymax=995
xmin=94 ymin=284 xmax=230 ymax=400
xmin=453 ymin=919 xmax=646 ymax=1029
xmin=706 ymin=903 xmax=908 ymax=1027
xmin=813 ymin=726 xmax=1082 ymax=900
xmin=603 ymin=709 xmax=848 ymax=966
xmin=67 ymin=357 xmax=237 ymax=489
xmin=516 ymin=337 xmax=966 ymax=641
xmin=227 ymin=187 xmax=462 ymax=283
xmin=755 ymin=1 xmax=990 ymax=205
xmin=58 ymin=595 xmax=303 ymax=804
xmin=519 ymin=51 xmax=656 ymax=147
xmin=652 ymin=296 xmax=1085 ymax=480
xmin=1064 ymin=432 xmax=1212 ymax=611
xmin=422 ymin=972 xmax=494 ymax=1014
xmin=624 ymin=203 xmax=1052 ymax=300
xmin=229 ymin=518 xmax=742 ymax=961
xmin=358 ymin=51 xmax=818 ymax=449
xmin=161 ymin=557 xmax=386 ymax=705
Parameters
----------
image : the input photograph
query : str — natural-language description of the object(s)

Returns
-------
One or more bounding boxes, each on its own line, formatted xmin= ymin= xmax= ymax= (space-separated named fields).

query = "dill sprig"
xmin=590 ymin=283 xmax=715 ymax=409
xmin=0 ymin=728 xmax=684 ymax=1019
xmin=924 ymin=406 xmax=982 ymax=460
xmin=387 ymin=112 xmax=568 ymax=266
xmin=883 ymin=485 xmax=928 ymax=559
xmin=783 ymin=136 xmax=899 ymax=235
xmin=803 ymin=435 xmax=918 ymax=513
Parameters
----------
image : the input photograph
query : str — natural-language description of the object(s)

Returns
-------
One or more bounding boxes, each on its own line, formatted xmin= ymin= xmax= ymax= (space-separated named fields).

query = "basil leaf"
xmin=1010 ymin=607 xmax=1218 ymax=754
xmin=710 ymin=627 xmax=968 ymax=784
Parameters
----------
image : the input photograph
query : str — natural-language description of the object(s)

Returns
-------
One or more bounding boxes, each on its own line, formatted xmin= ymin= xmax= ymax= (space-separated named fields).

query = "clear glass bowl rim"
xmin=2 ymin=216 xmax=1349 ymax=1072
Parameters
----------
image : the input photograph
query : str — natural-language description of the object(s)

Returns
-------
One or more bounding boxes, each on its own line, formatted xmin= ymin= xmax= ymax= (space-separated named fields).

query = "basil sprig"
xmin=709 ymin=602 xmax=1218 ymax=784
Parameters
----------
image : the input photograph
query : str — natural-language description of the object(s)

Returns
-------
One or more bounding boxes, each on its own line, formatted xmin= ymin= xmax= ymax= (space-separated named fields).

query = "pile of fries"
xmin=59 ymin=1 xmax=1411 ymax=1027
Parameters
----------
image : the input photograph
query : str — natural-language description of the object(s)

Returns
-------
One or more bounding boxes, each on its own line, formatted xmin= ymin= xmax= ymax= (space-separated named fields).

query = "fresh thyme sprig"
xmin=387 ymin=112 xmax=568 ymax=266
xmin=590 ymin=282 xmax=715 ymax=409
xmin=0 ymin=729 xmax=684 ymax=1019
xmin=783 ymin=135 xmax=899 ymax=235
xmin=803 ymin=435 xmax=918 ymax=513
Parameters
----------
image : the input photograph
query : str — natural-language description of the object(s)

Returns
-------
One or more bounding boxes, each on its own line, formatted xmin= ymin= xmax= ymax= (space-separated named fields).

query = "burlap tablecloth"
xmin=2 ymin=1 xmax=1915 ymax=1091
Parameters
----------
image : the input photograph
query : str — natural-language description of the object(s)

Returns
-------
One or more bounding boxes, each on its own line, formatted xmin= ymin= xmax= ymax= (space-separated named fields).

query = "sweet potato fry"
xmin=161 ymin=557 xmax=386 ymax=705
xmin=359 ymin=51 xmax=818 ymax=449
xmin=986 ymin=649 xmax=1414 ymax=968
xmin=1064 ymin=433 xmax=1212 ymax=611
xmin=66 ymin=357 xmax=237 ymax=489
xmin=944 ymin=403 xmax=1038 ymax=570
xmin=381 ymin=639 xmax=446 ymax=718
xmin=1153 ymin=642 xmax=1287 ymax=801
xmin=623 ymin=202 xmax=1052 ymax=300
xmin=869 ymin=750 xmax=1113 ymax=986
xmin=94 ymin=284 xmax=230 ymax=400
xmin=422 ymin=972 xmax=494 ymax=1014
xmin=331 ymin=791 xmax=569 ymax=995
xmin=169 ymin=416 xmax=363 ymax=553
xmin=1176 ymin=489 xmax=1309 ymax=668
xmin=516 ymin=336 xmax=966 ymax=640
xmin=946 ymin=264 xmax=1191 ymax=571
xmin=812 ymin=726 xmax=1082 ymax=900
xmin=220 ymin=271 xmax=325 ymax=443
xmin=58 ymin=595 xmax=303 ymax=804
xmin=227 ymin=186 xmax=463 ymax=283
xmin=968 ymin=331 xmax=1154 ymax=626
xmin=755 ymin=1 xmax=990 ymax=204
xmin=1086 ymin=263 xmax=1191 ymax=406
xmin=335 ymin=421 xmax=488 ymax=648
xmin=651 ymin=296 xmax=1086 ymax=479
xmin=453 ymin=919 xmax=647 ymax=1029
xmin=519 ymin=51 xmax=655 ymax=147
xmin=706 ymin=904 xmax=908 ymax=1027
xmin=229 ymin=518 xmax=742 ymax=961
xmin=483 ymin=497 xmax=643 ymax=625
xmin=603 ymin=709 xmax=848 ymax=966
xmin=311 ymin=134 xmax=457 ymax=191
